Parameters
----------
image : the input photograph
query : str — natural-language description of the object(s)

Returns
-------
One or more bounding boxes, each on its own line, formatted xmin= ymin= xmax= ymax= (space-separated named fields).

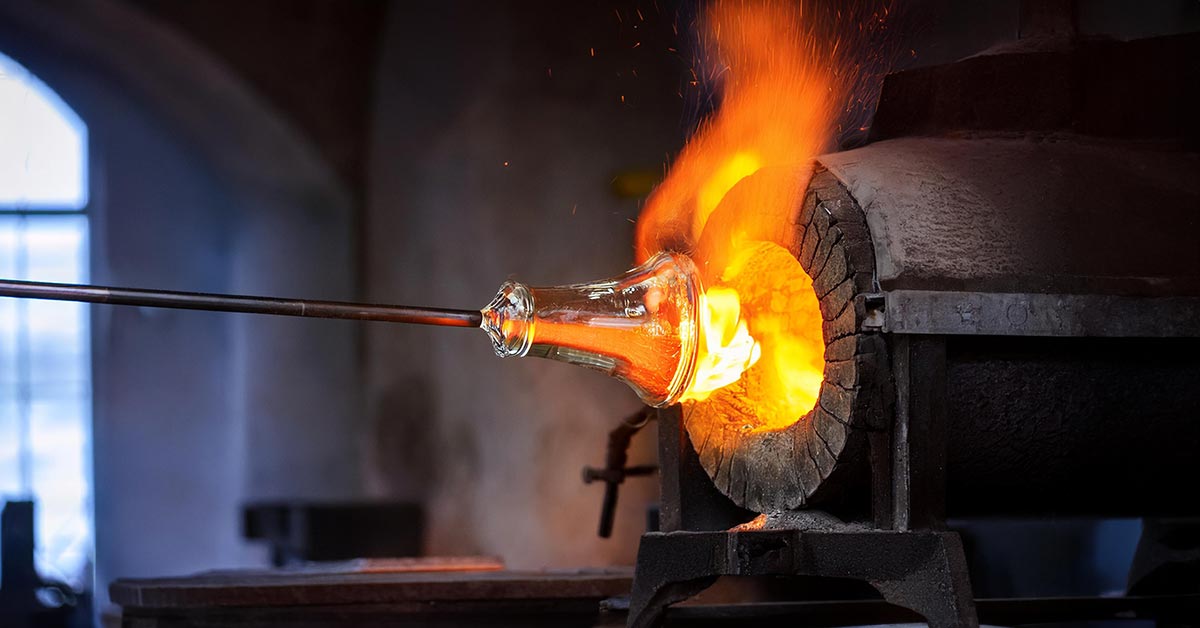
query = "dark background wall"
xmin=1 ymin=0 xmax=1198 ymax=617
xmin=363 ymin=1 xmax=691 ymax=567
xmin=129 ymin=0 xmax=387 ymax=194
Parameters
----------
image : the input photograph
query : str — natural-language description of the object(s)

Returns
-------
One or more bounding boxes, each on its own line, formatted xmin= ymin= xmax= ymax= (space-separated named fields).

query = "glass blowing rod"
xmin=0 ymin=279 xmax=483 ymax=328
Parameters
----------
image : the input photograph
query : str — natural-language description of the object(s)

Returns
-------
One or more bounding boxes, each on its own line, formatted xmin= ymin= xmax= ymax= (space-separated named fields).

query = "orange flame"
xmin=637 ymin=0 xmax=854 ymax=428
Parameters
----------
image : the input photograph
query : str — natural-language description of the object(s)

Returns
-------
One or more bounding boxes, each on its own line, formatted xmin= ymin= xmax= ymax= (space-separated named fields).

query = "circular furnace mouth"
xmin=680 ymin=166 xmax=889 ymax=513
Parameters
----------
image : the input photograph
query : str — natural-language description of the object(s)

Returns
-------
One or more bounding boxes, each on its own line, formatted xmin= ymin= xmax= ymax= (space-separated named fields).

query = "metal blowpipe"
xmin=1 ymin=251 xmax=708 ymax=407
xmin=0 ymin=279 xmax=483 ymax=328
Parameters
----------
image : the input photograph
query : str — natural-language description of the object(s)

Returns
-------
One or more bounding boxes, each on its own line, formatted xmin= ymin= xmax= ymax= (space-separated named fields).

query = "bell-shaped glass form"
xmin=480 ymin=252 xmax=700 ymax=407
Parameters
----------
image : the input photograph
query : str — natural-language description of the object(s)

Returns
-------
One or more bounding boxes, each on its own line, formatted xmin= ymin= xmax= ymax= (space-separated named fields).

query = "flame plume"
xmin=638 ymin=0 xmax=877 ymax=429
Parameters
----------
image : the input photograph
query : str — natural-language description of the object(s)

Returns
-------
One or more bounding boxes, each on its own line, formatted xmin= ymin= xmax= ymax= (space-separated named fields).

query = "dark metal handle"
xmin=583 ymin=409 xmax=656 ymax=538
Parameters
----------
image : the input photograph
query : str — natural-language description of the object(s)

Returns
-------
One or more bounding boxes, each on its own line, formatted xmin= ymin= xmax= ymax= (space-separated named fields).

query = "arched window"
xmin=0 ymin=50 xmax=92 ymax=590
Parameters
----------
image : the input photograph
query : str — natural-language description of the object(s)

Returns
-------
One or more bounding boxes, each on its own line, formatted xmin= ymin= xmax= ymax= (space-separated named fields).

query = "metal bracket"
xmin=861 ymin=292 xmax=886 ymax=330
xmin=583 ymin=409 xmax=656 ymax=538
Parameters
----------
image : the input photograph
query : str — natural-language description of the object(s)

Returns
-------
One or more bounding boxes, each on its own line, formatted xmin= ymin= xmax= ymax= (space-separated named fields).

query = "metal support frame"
xmin=881 ymin=290 xmax=1200 ymax=338
xmin=582 ymin=409 xmax=657 ymax=538
xmin=890 ymin=335 xmax=949 ymax=531
xmin=628 ymin=334 xmax=978 ymax=627
xmin=627 ymin=529 xmax=977 ymax=628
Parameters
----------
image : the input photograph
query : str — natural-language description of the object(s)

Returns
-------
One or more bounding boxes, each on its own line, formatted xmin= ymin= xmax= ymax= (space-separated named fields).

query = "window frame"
xmin=0 ymin=49 xmax=95 ymax=591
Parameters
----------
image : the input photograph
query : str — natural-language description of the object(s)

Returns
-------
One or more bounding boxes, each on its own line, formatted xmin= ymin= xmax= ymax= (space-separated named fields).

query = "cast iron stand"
xmin=627 ymin=336 xmax=979 ymax=628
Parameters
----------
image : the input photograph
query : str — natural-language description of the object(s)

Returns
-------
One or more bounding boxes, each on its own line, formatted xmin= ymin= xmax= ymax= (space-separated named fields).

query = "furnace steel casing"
xmin=814 ymin=135 xmax=1200 ymax=518
xmin=680 ymin=30 xmax=1200 ymax=517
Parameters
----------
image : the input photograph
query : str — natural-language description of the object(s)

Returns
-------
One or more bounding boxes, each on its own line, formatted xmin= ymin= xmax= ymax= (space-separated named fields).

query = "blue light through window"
xmin=0 ymin=50 xmax=92 ymax=591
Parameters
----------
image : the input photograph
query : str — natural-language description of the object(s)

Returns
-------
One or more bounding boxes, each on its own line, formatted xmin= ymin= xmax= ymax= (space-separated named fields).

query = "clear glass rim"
xmin=653 ymin=251 xmax=701 ymax=407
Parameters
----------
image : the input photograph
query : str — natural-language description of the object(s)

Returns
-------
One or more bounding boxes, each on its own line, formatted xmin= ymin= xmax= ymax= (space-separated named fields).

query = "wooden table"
xmin=111 ymin=563 xmax=632 ymax=627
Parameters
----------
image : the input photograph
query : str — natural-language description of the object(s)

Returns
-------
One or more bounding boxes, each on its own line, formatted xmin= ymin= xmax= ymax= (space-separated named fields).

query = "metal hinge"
xmin=861 ymin=293 xmax=886 ymax=330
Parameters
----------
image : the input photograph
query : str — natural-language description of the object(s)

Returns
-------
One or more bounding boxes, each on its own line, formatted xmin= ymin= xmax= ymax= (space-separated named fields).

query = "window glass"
xmin=0 ymin=51 xmax=92 ymax=590
xmin=0 ymin=52 xmax=87 ymax=209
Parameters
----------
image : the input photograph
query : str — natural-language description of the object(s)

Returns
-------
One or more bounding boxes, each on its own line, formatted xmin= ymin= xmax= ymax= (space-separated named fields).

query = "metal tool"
xmin=0 ymin=279 xmax=483 ymax=328
xmin=581 ymin=408 xmax=657 ymax=538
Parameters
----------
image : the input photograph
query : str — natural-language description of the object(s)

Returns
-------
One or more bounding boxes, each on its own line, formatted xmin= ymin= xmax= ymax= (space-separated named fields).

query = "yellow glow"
xmin=694 ymin=153 xmax=761 ymax=239
xmin=704 ymin=241 xmax=824 ymax=431
xmin=680 ymin=286 xmax=761 ymax=402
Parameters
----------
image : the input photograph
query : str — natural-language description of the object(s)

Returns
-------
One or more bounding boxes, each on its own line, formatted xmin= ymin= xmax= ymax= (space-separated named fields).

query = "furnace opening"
xmin=685 ymin=240 xmax=824 ymax=432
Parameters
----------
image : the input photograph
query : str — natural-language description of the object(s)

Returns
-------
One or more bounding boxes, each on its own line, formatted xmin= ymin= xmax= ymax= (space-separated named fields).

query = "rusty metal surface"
xmin=817 ymin=136 xmax=1200 ymax=298
xmin=882 ymin=290 xmax=1200 ymax=337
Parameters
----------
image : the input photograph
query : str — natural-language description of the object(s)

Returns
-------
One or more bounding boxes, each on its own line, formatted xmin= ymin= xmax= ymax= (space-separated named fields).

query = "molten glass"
xmin=480 ymin=252 xmax=761 ymax=407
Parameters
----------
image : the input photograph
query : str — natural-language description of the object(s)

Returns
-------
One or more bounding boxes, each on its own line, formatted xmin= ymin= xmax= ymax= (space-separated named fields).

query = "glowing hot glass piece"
xmin=480 ymin=252 xmax=702 ymax=407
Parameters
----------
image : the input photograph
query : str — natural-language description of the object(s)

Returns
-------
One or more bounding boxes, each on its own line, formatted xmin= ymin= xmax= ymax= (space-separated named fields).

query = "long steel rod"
xmin=0 ymin=279 xmax=483 ymax=328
